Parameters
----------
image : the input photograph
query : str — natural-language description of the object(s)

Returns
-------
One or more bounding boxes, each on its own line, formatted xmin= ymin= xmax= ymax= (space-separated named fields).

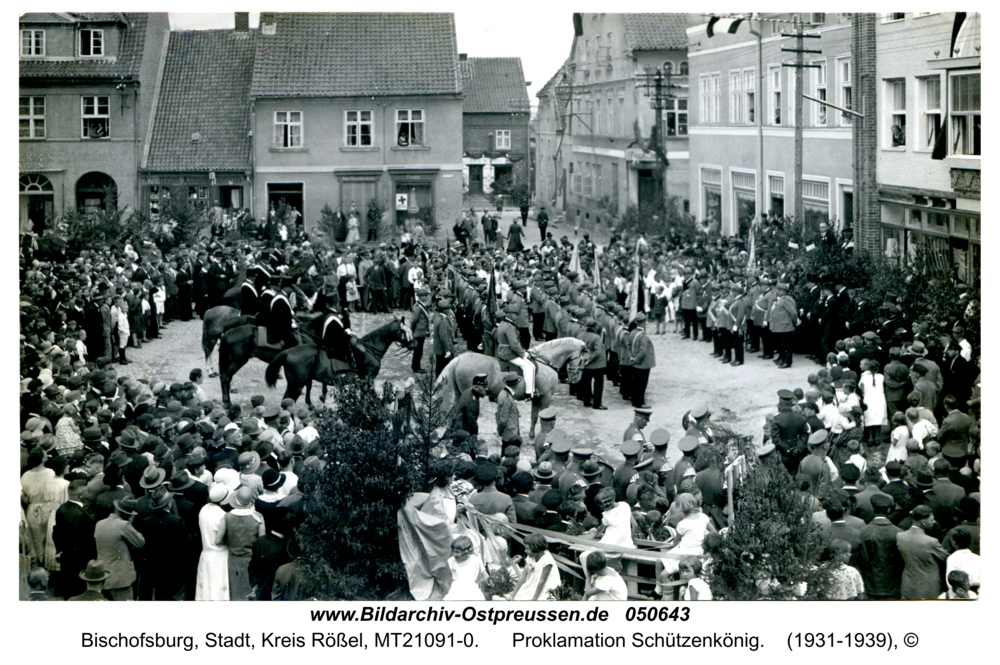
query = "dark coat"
xmin=856 ymin=517 xmax=904 ymax=597
xmin=52 ymin=501 xmax=96 ymax=595
xmin=249 ymin=534 xmax=292 ymax=601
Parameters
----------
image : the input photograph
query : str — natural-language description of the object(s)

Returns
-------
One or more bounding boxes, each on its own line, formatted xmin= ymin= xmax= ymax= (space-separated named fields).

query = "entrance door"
xmin=468 ymin=165 xmax=483 ymax=195
xmin=637 ymin=169 xmax=657 ymax=213
xmin=267 ymin=182 xmax=304 ymax=225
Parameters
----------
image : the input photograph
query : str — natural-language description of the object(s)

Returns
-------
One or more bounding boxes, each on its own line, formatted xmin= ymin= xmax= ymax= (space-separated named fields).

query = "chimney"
xmin=235 ymin=12 xmax=249 ymax=32
xmin=459 ymin=53 xmax=467 ymax=62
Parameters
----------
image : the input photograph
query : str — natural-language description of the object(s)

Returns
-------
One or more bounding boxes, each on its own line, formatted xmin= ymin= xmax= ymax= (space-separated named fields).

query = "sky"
xmin=169 ymin=6 xmax=579 ymax=105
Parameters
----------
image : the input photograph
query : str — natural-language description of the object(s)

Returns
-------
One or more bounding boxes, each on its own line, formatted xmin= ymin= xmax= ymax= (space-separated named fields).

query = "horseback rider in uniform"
xmin=264 ymin=277 xmax=298 ymax=349
xmin=303 ymin=305 xmax=368 ymax=378
xmin=240 ymin=265 xmax=270 ymax=318
xmin=495 ymin=303 xmax=536 ymax=398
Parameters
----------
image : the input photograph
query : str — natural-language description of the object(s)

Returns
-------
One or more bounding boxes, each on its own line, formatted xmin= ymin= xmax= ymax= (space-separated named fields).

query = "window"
xmin=618 ymin=91 xmax=625 ymax=135
xmin=919 ymin=76 xmax=942 ymax=149
xmin=81 ymin=95 xmax=109 ymax=138
xmin=345 ymin=110 xmax=372 ymax=146
xmin=495 ymin=129 xmax=511 ymax=150
xmin=702 ymin=168 xmax=722 ymax=227
xmin=274 ymin=111 xmax=302 ymax=148
xmin=770 ymin=66 xmax=782 ymax=125
xmin=594 ymin=164 xmax=602 ymax=199
xmin=886 ymin=13 xmax=906 ymax=21
xmin=887 ymin=80 xmax=906 ymax=146
xmin=607 ymin=92 xmax=615 ymax=136
xmin=769 ymin=175 xmax=785 ymax=217
xmin=595 ymin=98 xmax=602 ymax=134
xmin=679 ymin=61 xmax=688 ymax=76
xmin=802 ymin=179 xmax=830 ymax=236
xmin=79 ymin=28 xmax=104 ymax=57
xmin=839 ymin=59 xmax=852 ymax=126
xmin=730 ymin=71 xmax=743 ymax=124
xmin=148 ymin=185 xmax=170 ymax=220
xmin=814 ymin=62 xmax=827 ymax=126
xmin=744 ymin=69 xmax=755 ymax=124
xmin=396 ymin=109 xmax=424 ymax=146
xmin=189 ymin=186 xmax=209 ymax=201
xmin=950 ymin=72 xmax=980 ymax=156
xmin=19 ymin=97 xmax=45 ymax=138
xmin=733 ymin=171 xmax=756 ymax=237
xmin=21 ymin=29 xmax=44 ymax=56
xmin=663 ymin=61 xmax=673 ymax=76
xmin=582 ymin=162 xmax=592 ymax=197
xmin=811 ymin=13 xmax=827 ymax=25
xmin=700 ymin=74 xmax=710 ymax=123
xmin=665 ymin=98 xmax=687 ymax=136
xmin=711 ymin=74 xmax=721 ymax=123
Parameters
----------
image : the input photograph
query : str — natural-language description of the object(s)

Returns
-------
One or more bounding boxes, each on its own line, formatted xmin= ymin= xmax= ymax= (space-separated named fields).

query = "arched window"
xmin=663 ymin=61 xmax=673 ymax=75
xmin=19 ymin=173 xmax=53 ymax=192
xmin=680 ymin=61 xmax=689 ymax=76
xmin=76 ymin=171 xmax=117 ymax=214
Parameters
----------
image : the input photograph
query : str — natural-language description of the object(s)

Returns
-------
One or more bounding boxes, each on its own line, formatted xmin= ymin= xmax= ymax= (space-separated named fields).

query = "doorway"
xmin=468 ymin=165 xmax=483 ymax=195
xmin=76 ymin=171 xmax=117 ymax=214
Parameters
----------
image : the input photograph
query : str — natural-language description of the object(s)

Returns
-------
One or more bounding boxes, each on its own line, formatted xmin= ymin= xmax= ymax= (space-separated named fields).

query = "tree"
xmin=707 ymin=457 xmax=834 ymax=600
xmin=296 ymin=379 xmax=429 ymax=599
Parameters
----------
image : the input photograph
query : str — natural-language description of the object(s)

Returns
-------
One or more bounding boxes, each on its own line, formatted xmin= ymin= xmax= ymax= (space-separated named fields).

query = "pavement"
xmin=122 ymin=308 xmax=814 ymax=470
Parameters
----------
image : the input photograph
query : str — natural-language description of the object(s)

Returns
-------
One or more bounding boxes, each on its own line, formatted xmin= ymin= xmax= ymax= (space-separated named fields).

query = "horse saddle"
xmin=320 ymin=351 xmax=353 ymax=375
xmin=257 ymin=327 xmax=287 ymax=352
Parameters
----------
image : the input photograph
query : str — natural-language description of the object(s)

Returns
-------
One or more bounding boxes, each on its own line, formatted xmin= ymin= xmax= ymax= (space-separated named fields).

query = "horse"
xmin=264 ymin=315 xmax=414 ymax=404
xmin=217 ymin=318 xmax=314 ymax=407
xmin=201 ymin=305 xmax=252 ymax=375
xmin=434 ymin=338 xmax=589 ymax=440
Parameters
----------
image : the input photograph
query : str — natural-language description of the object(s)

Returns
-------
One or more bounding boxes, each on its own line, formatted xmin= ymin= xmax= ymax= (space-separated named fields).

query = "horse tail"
xmin=433 ymin=356 xmax=458 ymax=400
xmin=202 ymin=323 xmax=214 ymax=361
xmin=265 ymin=348 xmax=292 ymax=389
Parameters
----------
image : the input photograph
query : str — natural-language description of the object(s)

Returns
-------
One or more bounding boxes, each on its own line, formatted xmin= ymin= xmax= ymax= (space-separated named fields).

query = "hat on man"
xmin=539 ymin=407 xmax=557 ymax=421
xmin=634 ymin=407 xmax=652 ymax=418
xmin=941 ymin=442 xmax=967 ymax=460
xmin=168 ymin=470 xmax=196 ymax=492
xmin=650 ymin=428 xmax=671 ymax=447
xmin=82 ymin=427 xmax=103 ymax=445
xmin=79 ymin=560 xmax=111 ymax=583
xmin=862 ymin=331 xmax=878 ymax=341
xmin=690 ymin=403 xmax=709 ymax=419
xmin=238 ymin=451 xmax=261 ymax=474
xmin=913 ymin=470 xmax=935 ymax=489
xmin=548 ymin=430 xmax=572 ymax=454
xmin=504 ymin=372 xmax=520 ymax=386
xmin=807 ymin=429 xmax=829 ymax=446
xmin=262 ymin=405 xmax=280 ymax=420
xmin=533 ymin=461 xmax=555 ymax=480
xmin=634 ymin=312 xmax=647 ymax=323
xmin=472 ymin=373 xmax=489 ymax=387
xmin=242 ymin=419 xmax=262 ymax=436
xmin=678 ymin=436 xmax=700 ymax=453
xmin=907 ymin=341 xmax=928 ymax=357
xmin=262 ymin=468 xmax=287 ymax=492
xmin=581 ymin=459 xmax=603 ymax=478
xmin=621 ymin=440 xmax=642 ymax=457
xmin=756 ymin=442 xmax=776 ymax=458
xmin=475 ymin=462 xmax=498 ymax=484
xmin=910 ymin=504 xmax=934 ymax=520
xmin=250 ymin=394 xmax=265 ymax=407
xmin=139 ymin=466 xmax=167 ymax=489
xmin=114 ymin=496 xmax=139 ymax=516
xmin=870 ymin=493 xmax=895 ymax=510
xmin=149 ymin=485 xmax=174 ymax=511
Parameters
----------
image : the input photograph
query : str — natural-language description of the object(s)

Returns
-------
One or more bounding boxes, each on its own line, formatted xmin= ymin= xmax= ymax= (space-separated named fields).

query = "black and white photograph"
xmin=14 ymin=6 xmax=987 ymax=650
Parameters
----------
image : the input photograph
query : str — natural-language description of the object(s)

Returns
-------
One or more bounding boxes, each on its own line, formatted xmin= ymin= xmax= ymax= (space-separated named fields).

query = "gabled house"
xmin=534 ymin=13 xmax=692 ymax=230
xmin=141 ymin=15 xmax=255 ymax=222
xmin=249 ymin=12 xmax=464 ymax=237
xmin=19 ymin=12 xmax=170 ymax=233
xmin=459 ymin=56 xmax=531 ymax=200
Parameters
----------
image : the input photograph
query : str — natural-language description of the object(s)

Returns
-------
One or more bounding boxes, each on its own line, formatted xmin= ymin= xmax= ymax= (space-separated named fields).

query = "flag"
xmin=486 ymin=268 xmax=497 ymax=329
xmin=592 ymin=245 xmax=603 ymax=293
xmin=707 ymin=16 xmax=745 ymax=38
xmin=568 ymin=237 xmax=581 ymax=276
xmin=747 ymin=229 xmax=756 ymax=271
xmin=628 ymin=237 xmax=642 ymax=323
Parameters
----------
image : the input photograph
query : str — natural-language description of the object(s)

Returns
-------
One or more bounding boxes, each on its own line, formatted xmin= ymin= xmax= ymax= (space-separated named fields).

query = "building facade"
xmin=249 ymin=13 xmax=464 ymax=237
xmin=141 ymin=17 xmax=255 ymax=222
xmin=19 ymin=12 xmax=170 ymax=233
xmin=855 ymin=12 xmax=980 ymax=283
xmin=687 ymin=13 xmax=854 ymax=239
xmin=534 ymin=13 xmax=692 ymax=230
xmin=459 ymin=56 xmax=531 ymax=199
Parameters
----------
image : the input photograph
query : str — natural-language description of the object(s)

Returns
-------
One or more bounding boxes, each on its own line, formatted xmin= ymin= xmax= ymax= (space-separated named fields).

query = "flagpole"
xmin=629 ymin=237 xmax=641 ymax=323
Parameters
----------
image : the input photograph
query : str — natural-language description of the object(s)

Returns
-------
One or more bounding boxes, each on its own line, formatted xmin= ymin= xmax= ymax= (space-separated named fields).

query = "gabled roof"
xmin=621 ymin=14 xmax=689 ymax=51
xmin=20 ymin=12 xmax=126 ymax=24
xmin=19 ymin=12 xmax=148 ymax=80
xmin=146 ymin=30 xmax=254 ymax=172
xmin=460 ymin=57 xmax=529 ymax=113
xmin=250 ymin=12 xmax=461 ymax=98
xmin=536 ymin=62 xmax=569 ymax=99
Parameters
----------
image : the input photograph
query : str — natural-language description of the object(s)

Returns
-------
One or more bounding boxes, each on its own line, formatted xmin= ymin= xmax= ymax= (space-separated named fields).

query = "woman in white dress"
xmin=858 ymin=359 xmax=888 ymax=446
xmin=195 ymin=484 xmax=231 ymax=600
xmin=510 ymin=533 xmax=560 ymax=601
xmin=20 ymin=447 xmax=61 ymax=568
xmin=345 ymin=212 xmax=361 ymax=244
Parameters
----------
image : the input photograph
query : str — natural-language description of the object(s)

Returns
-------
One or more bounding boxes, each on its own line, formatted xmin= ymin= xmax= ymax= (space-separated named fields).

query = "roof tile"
xmin=250 ymin=13 xmax=460 ymax=98
xmin=460 ymin=57 xmax=529 ymax=113
xmin=146 ymin=30 xmax=254 ymax=172
xmin=621 ymin=14 xmax=689 ymax=51
xmin=19 ymin=13 xmax=148 ymax=79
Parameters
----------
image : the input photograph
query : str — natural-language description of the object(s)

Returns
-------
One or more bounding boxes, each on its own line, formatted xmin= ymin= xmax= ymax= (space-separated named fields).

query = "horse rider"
xmin=240 ymin=265 xmax=271 ymax=318
xmin=265 ymin=276 xmax=298 ymax=349
xmin=495 ymin=303 xmax=535 ymax=398
xmin=304 ymin=303 xmax=367 ymax=377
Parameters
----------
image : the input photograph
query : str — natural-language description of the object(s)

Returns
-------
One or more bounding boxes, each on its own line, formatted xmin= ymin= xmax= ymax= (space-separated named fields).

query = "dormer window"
xmin=21 ymin=30 xmax=45 ymax=56
xmin=80 ymin=29 xmax=104 ymax=57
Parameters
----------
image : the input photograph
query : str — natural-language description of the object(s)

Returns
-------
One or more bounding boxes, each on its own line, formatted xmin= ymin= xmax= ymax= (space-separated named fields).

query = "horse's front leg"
xmin=529 ymin=396 xmax=542 ymax=441
xmin=305 ymin=380 xmax=313 ymax=406
xmin=320 ymin=383 xmax=328 ymax=403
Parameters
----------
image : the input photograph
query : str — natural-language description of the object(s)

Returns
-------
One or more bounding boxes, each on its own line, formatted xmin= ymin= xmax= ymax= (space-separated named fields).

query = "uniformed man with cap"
xmin=533 ymin=407 xmax=557 ymax=460
xmin=630 ymin=312 xmax=655 ymax=408
xmin=539 ymin=429 xmax=572 ymax=479
xmin=771 ymin=389 xmax=810 ymax=472
xmin=640 ymin=428 xmax=673 ymax=488
xmin=508 ymin=280 xmax=531 ymax=349
xmin=624 ymin=407 xmax=652 ymax=445
xmin=728 ymin=284 xmax=749 ymax=367
xmin=768 ymin=281 xmax=799 ymax=368
xmin=670 ymin=435 xmax=700 ymax=494
xmin=432 ymin=297 xmax=456 ymax=378
xmin=409 ymin=288 xmax=431 ymax=373
xmin=496 ymin=372 xmax=521 ymax=446
xmin=797 ymin=429 xmax=832 ymax=497
xmin=578 ymin=316 xmax=607 ymax=410
xmin=682 ymin=402 xmax=715 ymax=444
xmin=613 ymin=440 xmax=643 ymax=502
xmin=752 ymin=278 xmax=776 ymax=358
xmin=495 ymin=304 xmax=536 ymax=397
xmin=453 ymin=373 xmax=488 ymax=437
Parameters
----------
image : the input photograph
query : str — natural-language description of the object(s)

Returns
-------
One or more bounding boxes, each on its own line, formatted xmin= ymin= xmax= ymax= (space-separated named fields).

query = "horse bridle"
xmin=528 ymin=344 xmax=588 ymax=374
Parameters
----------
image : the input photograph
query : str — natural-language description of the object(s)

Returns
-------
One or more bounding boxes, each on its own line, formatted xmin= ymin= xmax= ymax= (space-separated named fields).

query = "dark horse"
xmin=265 ymin=316 xmax=413 ymax=404
xmin=217 ymin=319 xmax=315 ymax=407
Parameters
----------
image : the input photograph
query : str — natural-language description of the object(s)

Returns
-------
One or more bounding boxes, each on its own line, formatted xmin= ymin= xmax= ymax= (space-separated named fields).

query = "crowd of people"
xmin=19 ymin=202 xmax=980 ymax=601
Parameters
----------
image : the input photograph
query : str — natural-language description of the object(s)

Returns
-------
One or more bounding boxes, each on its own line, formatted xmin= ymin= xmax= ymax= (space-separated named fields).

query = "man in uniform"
xmin=769 ymin=281 xmax=799 ymax=368
xmin=670 ymin=436 xmax=700 ymax=495
xmin=496 ymin=372 xmax=521 ymax=448
xmin=680 ymin=267 xmax=699 ymax=339
xmin=495 ymin=304 xmax=535 ymax=397
xmin=613 ymin=440 xmax=642 ymax=502
xmin=623 ymin=407 xmax=651 ymax=446
xmin=509 ymin=280 xmax=531 ymax=349
xmin=753 ymin=278 xmax=777 ymax=359
xmin=533 ymin=407 xmax=558 ymax=461
xmin=529 ymin=276 xmax=546 ymax=341
xmin=541 ymin=288 xmax=560 ymax=342
xmin=728 ymin=284 xmax=748 ymax=366
xmin=409 ymin=288 xmax=431 ymax=374
xmin=265 ymin=277 xmax=297 ymax=349
xmin=578 ymin=317 xmax=607 ymax=410
xmin=452 ymin=373 xmax=488 ymax=437
xmin=536 ymin=205 xmax=549 ymax=242
xmin=432 ymin=298 xmax=456 ymax=378
xmin=771 ymin=389 xmax=810 ymax=473
xmin=639 ymin=428 xmax=673 ymax=488
xmin=304 ymin=303 xmax=363 ymax=374
xmin=630 ymin=313 xmax=655 ymax=408
xmin=240 ymin=265 xmax=270 ymax=318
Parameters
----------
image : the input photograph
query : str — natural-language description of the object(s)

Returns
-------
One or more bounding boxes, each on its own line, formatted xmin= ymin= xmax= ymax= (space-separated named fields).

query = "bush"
xmin=296 ymin=379 xmax=429 ymax=599
xmin=706 ymin=458 xmax=834 ymax=600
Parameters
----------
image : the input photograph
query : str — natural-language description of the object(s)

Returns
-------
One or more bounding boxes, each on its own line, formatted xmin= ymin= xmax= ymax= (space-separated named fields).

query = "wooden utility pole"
xmin=637 ymin=66 xmax=684 ymax=231
xmin=782 ymin=22 xmax=821 ymax=227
